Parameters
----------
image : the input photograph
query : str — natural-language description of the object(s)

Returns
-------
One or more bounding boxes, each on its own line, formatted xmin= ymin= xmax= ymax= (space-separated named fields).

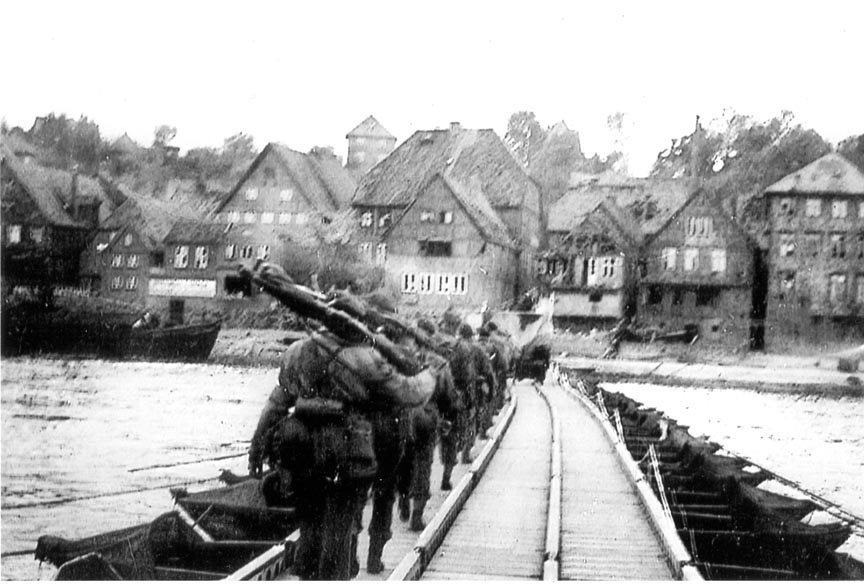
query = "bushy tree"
xmin=153 ymin=125 xmax=177 ymax=146
xmin=505 ymin=111 xmax=547 ymax=166
xmin=837 ymin=134 xmax=864 ymax=171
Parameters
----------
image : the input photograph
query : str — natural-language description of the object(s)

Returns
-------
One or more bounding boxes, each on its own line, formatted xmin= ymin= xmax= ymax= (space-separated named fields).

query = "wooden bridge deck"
xmin=421 ymin=382 xmax=551 ymax=580
xmin=547 ymin=383 xmax=673 ymax=580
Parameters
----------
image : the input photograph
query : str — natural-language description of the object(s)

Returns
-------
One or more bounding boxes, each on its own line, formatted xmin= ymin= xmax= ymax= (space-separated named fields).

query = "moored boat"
xmin=35 ymin=475 xmax=297 ymax=580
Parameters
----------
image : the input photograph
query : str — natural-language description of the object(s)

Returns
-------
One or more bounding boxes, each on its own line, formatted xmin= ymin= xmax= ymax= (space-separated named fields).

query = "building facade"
xmin=352 ymin=123 xmax=541 ymax=308
xmin=640 ymin=188 xmax=755 ymax=346
xmin=763 ymin=153 xmax=864 ymax=343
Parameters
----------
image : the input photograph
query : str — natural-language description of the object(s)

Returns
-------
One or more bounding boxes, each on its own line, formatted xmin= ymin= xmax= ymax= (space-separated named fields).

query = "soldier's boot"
xmin=367 ymin=536 xmax=387 ymax=575
xmin=398 ymin=494 xmax=410 ymax=521
xmin=410 ymin=500 xmax=427 ymax=532
xmin=461 ymin=446 xmax=473 ymax=464
xmin=440 ymin=466 xmax=453 ymax=491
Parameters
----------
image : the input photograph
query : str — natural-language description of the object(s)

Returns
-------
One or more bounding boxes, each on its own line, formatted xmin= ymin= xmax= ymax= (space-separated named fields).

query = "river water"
xmin=2 ymin=359 xmax=863 ymax=580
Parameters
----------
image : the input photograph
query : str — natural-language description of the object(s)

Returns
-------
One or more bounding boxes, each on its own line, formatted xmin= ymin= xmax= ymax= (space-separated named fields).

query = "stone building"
xmin=212 ymin=142 xmax=356 ymax=269
xmin=1 ymin=147 xmax=124 ymax=289
xmin=345 ymin=115 xmax=396 ymax=177
xmin=542 ymin=175 xmax=693 ymax=328
xmin=352 ymin=122 xmax=541 ymax=308
xmin=79 ymin=193 xmax=201 ymax=305
xmin=382 ymin=173 xmax=517 ymax=310
xmin=763 ymin=153 xmax=864 ymax=343
xmin=640 ymin=188 xmax=755 ymax=346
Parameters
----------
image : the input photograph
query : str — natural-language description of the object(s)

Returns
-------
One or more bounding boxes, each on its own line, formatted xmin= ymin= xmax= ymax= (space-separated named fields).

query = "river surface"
xmin=2 ymin=359 xmax=863 ymax=579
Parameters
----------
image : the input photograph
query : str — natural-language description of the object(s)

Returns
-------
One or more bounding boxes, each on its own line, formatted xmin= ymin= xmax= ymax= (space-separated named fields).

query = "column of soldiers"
xmin=248 ymin=274 xmax=515 ymax=580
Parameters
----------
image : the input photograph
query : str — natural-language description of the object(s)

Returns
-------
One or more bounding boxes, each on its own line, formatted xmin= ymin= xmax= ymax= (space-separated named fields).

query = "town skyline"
xmin=3 ymin=0 xmax=863 ymax=176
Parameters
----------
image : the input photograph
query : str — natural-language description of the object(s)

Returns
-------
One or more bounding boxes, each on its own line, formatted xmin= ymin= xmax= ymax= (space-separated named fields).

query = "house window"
xmin=124 ymin=233 xmax=133 ymax=246
xmin=402 ymin=273 xmax=417 ymax=294
xmin=778 ymin=272 xmax=796 ymax=300
xmin=804 ymin=232 xmax=822 ymax=258
xmin=280 ymin=189 xmax=293 ymax=203
xmin=224 ymin=244 xmax=236 ymax=260
xmin=111 ymin=276 xmax=123 ymax=290
xmin=378 ymin=213 xmax=392 ymax=229
xmin=150 ymin=251 xmax=165 ymax=267
xmin=261 ymin=212 xmax=274 ymax=224
xmin=588 ymin=290 xmax=603 ymax=303
xmin=7 ymin=225 xmax=21 ymax=244
xmin=586 ymin=257 xmax=599 ymax=286
xmin=857 ymin=275 xmax=864 ymax=305
xmin=419 ymin=273 xmax=433 ymax=294
xmin=687 ymin=216 xmax=714 ymax=237
xmin=453 ymin=274 xmax=467 ymax=295
xmin=359 ymin=242 xmax=372 ymax=260
xmin=256 ymin=245 xmax=270 ymax=260
xmin=126 ymin=254 xmax=139 ymax=268
xmin=696 ymin=286 xmax=720 ymax=307
xmin=684 ymin=248 xmax=699 ymax=271
xmin=420 ymin=211 xmax=435 ymax=223
xmin=243 ymin=212 xmax=256 ymax=224
xmin=779 ymin=198 xmax=795 ymax=216
xmin=830 ymin=234 xmax=846 ymax=258
xmin=829 ymin=274 xmax=846 ymax=307
xmin=279 ymin=212 xmax=291 ymax=224
xmin=376 ymin=243 xmax=387 ymax=266
xmin=439 ymin=211 xmax=453 ymax=224
xmin=419 ymin=240 xmax=452 ymax=257
xmin=437 ymin=274 xmax=452 ymax=294
xmin=245 ymin=188 xmax=258 ymax=201
xmin=647 ymin=285 xmax=663 ymax=305
xmin=831 ymin=200 xmax=848 ymax=218
xmin=296 ymin=213 xmax=307 ymax=225
xmin=361 ymin=212 xmax=373 ymax=228
xmin=601 ymin=257 xmax=616 ymax=278
xmin=126 ymin=276 xmax=138 ymax=290
xmin=241 ymin=245 xmax=254 ymax=259
xmin=779 ymin=233 xmax=795 ymax=257
xmin=194 ymin=246 xmax=209 ymax=269
xmin=112 ymin=253 xmax=124 ymax=268
xmin=711 ymin=249 xmax=726 ymax=273
xmin=174 ymin=245 xmax=189 ymax=268
xmin=672 ymin=289 xmax=684 ymax=306
xmin=806 ymin=198 xmax=822 ymax=217
xmin=30 ymin=227 xmax=44 ymax=243
xmin=662 ymin=247 xmax=677 ymax=270
xmin=263 ymin=167 xmax=276 ymax=184
xmin=229 ymin=211 xmax=241 ymax=223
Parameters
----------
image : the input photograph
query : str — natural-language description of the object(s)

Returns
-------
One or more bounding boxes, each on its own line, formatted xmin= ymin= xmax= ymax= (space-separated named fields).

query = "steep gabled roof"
xmin=2 ymin=153 xmax=120 ymax=227
xmin=352 ymin=127 xmax=539 ymax=209
xmin=346 ymin=115 xmax=395 ymax=140
xmin=644 ymin=187 xmax=754 ymax=248
xmin=163 ymin=221 xmax=233 ymax=245
xmin=215 ymin=143 xmax=356 ymax=215
xmin=764 ymin=153 xmax=864 ymax=195
xmin=102 ymin=194 xmax=202 ymax=248
xmin=383 ymin=174 xmax=515 ymax=249
xmin=548 ymin=175 xmax=695 ymax=236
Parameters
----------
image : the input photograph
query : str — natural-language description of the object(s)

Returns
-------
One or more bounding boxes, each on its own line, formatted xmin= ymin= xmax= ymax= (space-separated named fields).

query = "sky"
xmin=2 ymin=0 xmax=863 ymax=176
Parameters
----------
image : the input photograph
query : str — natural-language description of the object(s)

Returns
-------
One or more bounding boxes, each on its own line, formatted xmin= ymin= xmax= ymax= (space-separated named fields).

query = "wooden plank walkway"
xmin=546 ymin=383 xmax=673 ymax=580
xmin=421 ymin=382 xmax=551 ymax=580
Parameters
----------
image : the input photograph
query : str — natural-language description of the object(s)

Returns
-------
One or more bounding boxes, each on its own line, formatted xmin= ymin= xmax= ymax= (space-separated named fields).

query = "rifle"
xmin=237 ymin=262 xmax=424 ymax=375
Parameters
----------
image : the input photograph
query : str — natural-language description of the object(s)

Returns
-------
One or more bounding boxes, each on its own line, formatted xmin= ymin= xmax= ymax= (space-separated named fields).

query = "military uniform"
xmin=461 ymin=325 xmax=496 ymax=453
xmin=432 ymin=328 xmax=475 ymax=486
xmin=249 ymin=330 xmax=435 ymax=581
xmin=478 ymin=327 xmax=508 ymax=426
xmin=397 ymin=350 xmax=457 ymax=531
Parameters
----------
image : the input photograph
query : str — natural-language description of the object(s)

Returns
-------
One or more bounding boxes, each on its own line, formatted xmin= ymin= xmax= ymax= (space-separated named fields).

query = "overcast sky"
xmin=2 ymin=0 xmax=862 ymax=176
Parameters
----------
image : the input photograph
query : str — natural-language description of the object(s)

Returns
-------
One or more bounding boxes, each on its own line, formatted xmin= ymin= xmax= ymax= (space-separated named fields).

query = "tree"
xmin=837 ymin=134 xmax=864 ymax=171
xmin=153 ymin=125 xmax=177 ymax=146
xmin=505 ymin=111 xmax=547 ymax=166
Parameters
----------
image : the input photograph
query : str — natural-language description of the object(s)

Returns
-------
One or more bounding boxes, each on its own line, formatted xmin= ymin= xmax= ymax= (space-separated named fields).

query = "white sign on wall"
xmin=149 ymin=278 xmax=216 ymax=298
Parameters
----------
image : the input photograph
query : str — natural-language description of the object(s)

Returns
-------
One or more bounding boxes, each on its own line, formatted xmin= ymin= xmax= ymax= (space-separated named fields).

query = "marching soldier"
xmin=457 ymin=323 xmax=496 ymax=459
xmin=248 ymin=327 xmax=435 ymax=580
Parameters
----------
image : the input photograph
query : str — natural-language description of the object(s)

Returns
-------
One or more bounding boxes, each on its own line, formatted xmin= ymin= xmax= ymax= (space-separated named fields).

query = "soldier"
xmin=436 ymin=315 xmax=477 ymax=476
xmin=457 ymin=323 xmax=496 ymax=460
xmin=477 ymin=326 xmax=508 ymax=429
xmin=396 ymin=323 xmax=458 ymax=531
xmin=248 ymin=328 xmax=435 ymax=581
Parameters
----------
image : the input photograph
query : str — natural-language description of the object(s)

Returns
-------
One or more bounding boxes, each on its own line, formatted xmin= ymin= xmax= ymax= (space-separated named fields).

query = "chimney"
xmin=450 ymin=122 xmax=462 ymax=133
